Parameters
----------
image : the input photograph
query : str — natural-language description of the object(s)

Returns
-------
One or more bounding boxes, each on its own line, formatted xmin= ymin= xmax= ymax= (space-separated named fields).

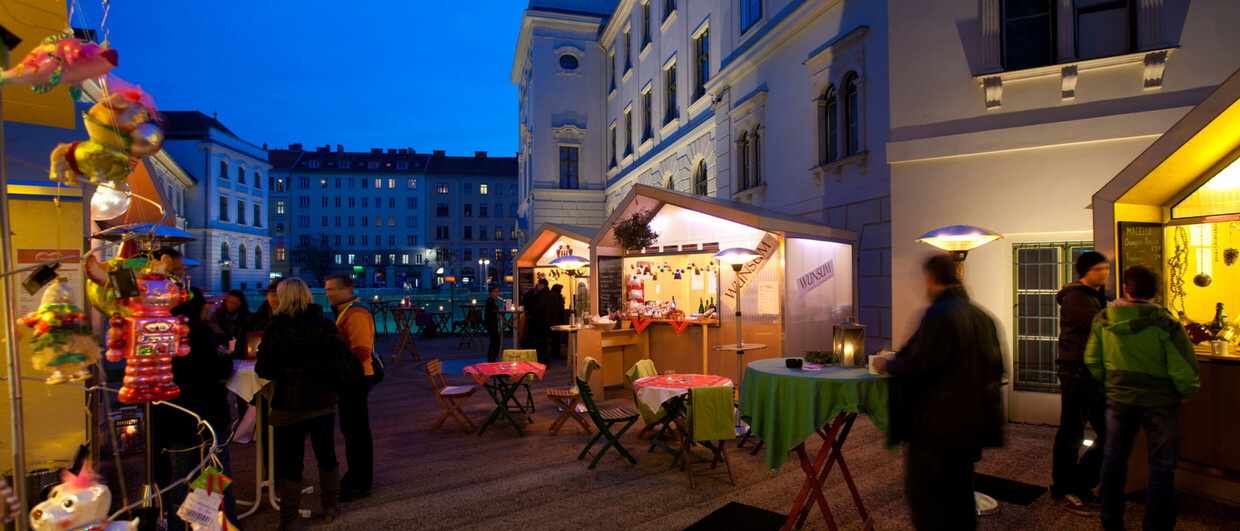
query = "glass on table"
xmin=664 ymin=369 xmax=676 ymax=382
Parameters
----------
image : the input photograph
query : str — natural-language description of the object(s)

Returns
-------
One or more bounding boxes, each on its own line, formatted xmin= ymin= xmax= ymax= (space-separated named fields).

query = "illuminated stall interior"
xmin=513 ymin=223 xmax=595 ymax=315
xmin=589 ymin=184 xmax=856 ymax=385
xmin=1093 ymin=67 xmax=1240 ymax=505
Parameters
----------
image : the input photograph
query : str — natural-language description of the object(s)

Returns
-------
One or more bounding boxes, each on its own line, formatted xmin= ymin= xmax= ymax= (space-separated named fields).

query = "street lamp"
xmin=478 ymin=258 xmax=491 ymax=285
xmin=916 ymin=225 xmax=1002 ymax=278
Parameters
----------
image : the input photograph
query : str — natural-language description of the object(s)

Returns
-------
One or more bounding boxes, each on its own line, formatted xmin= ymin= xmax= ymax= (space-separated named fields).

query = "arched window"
xmin=221 ymin=242 xmax=230 ymax=261
xmin=738 ymin=131 xmax=750 ymax=191
xmin=255 ymin=246 xmax=263 ymax=269
xmin=693 ymin=160 xmax=707 ymax=195
xmin=665 ymin=175 xmax=675 ymax=190
xmin=823 ymin=84 xmax=838 ymax=163
xmin=843 ymin=72 xmax=860 ymax=156
xmin=275 ymin=222 xmax=285 ymax=236
xmin=239 ymin=244 xmax=248 ymax=269
xmin=752 ymin=127 xmax=763 ymax=185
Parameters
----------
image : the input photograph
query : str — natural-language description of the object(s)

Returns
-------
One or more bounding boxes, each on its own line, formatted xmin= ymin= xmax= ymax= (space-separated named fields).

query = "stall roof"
xmin=592 ymin=184 xmax=857 ymax=251
xmin=516 ymin=223 xmax=598 ymax=267
xmin=1096 ymin=67 xmax=1240 ymax=208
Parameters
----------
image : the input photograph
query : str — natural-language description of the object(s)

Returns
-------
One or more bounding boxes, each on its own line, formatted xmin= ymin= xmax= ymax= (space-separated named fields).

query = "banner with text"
xmin=720 ymin=232 xmax=780 ymax=310
xmin=794 ymin=259 xmax=835 ymax=298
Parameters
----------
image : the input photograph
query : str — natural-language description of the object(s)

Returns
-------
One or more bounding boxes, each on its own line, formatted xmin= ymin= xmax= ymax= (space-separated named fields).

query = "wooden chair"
xmin=623 ymin=360 xmax=673 ymax=451
xmin=421 ymin=359 xmax=477 ymax=434
xmin=546 ymin=389 xmax=590 ymax=435
xmin=576 ymin=358 xmax=640 ymax=470
xmin=501 ymin=349 xmax=538 ymax=413
xmin=680 ymin=386 xmax=736 ymax=488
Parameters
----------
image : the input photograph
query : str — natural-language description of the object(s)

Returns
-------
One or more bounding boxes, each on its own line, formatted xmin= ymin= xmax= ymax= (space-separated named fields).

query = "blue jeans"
xmin=1099 ymin=400 xmax=1180 ymax=531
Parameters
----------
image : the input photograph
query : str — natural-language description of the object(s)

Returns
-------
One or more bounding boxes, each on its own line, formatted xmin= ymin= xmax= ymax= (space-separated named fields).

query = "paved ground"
xmin=104 ymin=332 xmax=1240 ymax=530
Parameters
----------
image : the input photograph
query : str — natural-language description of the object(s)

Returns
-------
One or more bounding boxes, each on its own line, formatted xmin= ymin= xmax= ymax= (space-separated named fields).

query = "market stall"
xmin=513 ymin=223 xmax=595 ymax=349
xmin=1093 ymin=67 xmax=1240 ymax=505
xmin=583 ymin=185 xmax=857 ymax=396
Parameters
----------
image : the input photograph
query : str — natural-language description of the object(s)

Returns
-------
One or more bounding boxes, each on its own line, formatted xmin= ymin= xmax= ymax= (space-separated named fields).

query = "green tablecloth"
xmin=740 ymin=358 xmax=892 ymax=471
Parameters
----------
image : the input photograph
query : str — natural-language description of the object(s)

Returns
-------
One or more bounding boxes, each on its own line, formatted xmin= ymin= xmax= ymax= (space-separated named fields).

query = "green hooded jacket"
xmin=1083 ymin=300 xmax=1200 ymax=407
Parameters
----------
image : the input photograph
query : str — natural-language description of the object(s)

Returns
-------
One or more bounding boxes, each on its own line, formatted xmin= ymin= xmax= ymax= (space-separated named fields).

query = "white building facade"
xmin=162 ymin=112 xmax=272 ymax=293
xmin=515 ymin=0 xmax=894 ymax=348
xmin=888 ymin=0 xmax=1240 ymax=423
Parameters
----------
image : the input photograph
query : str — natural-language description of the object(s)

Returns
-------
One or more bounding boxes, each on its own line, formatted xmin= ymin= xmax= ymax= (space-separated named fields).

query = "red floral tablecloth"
xmin=463 ymin=361 xmax=547 ymax=387
xmin=631 ymin=374 xmax=733 ymax=412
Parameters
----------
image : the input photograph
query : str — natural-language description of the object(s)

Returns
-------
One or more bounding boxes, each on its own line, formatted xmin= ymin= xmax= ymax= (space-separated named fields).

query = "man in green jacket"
xmin=1084 ymin=265 xmax=1199 ymax=531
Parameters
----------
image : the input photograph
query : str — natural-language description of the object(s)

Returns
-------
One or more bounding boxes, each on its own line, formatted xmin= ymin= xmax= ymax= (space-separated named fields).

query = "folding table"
xmin=464 ymin=361 xmax=547 ymax=436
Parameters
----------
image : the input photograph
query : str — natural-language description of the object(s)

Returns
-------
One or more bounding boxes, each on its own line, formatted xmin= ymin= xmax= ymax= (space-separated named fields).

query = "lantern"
xmin=833 ymin=317 xmax=867 ymax=367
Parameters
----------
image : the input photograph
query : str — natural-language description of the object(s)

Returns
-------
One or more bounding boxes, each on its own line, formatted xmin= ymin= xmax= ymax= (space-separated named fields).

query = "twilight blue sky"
xmin=74 ymin=1 xmax=527 ymax=157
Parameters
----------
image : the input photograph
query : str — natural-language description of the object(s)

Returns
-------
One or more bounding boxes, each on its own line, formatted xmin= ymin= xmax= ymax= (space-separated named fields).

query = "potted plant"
xmin=613 ymin=208 xmax=660 ymax=253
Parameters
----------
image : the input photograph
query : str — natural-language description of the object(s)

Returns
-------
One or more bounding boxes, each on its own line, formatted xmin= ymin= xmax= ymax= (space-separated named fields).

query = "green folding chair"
xmin=624 ymin=360 xmax=674 ymax=454
xmin=576 ymin=357 xmax=640 ymax=470
xmin=680 ymin=386 xmax=737 ymax=488
xmin=501 ymin=349 xmax=538 ymax=413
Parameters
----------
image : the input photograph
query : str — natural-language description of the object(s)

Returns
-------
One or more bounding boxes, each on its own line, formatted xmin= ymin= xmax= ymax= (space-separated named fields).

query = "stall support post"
xmin=141 ymin=402 xmax=158 ymax=507
xmin=0 ymin=94 xmax=32 ymax=531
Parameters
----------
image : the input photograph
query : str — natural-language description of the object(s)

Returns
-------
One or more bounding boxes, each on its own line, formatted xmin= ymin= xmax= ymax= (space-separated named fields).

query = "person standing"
xmin=255 ymin=278 xmax=345 ymax=529
xmin=157 ymin=287 xmax=237 ymax=531
xmin=527 ymin=279 xmax=551 ymax=364
xmin=324 ymin=273 xmax=376 ymax=502
xmin=873 ymin=253 xmax=1004 ymax=530
xmin=548 ymin=283 xmax=567 ymax=358
xmin=1050 ymin=251 xmax=1110 ymax=516
xmin=212 ymin=289 xmax=251 ymax=349
xmin=485 ymin=286 xmax=502 ymax=362
xmin=1085 ymin=266 xmax=1199 ymax=531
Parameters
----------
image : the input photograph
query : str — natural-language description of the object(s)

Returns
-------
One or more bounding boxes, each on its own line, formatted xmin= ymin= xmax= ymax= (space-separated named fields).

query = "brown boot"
xmin=319 ymin=467 xmax=340 ymax=523
xmin=278 ymin=479 xmax=302 ymax=531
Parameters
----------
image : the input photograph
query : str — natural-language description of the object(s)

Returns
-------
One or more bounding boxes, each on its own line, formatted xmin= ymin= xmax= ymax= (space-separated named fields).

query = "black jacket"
xmin=484 ymin=297 xmax=500 ymax=330
xmin=160 ymin=320 xmax=235 ymax=444
xmin=1056 ymin=281 xmax=1107 ymax=365
xmin=255 ymin=305 xmax=346 ymax=412
xmin=886 ymin=286 xmax=1005 ymax=449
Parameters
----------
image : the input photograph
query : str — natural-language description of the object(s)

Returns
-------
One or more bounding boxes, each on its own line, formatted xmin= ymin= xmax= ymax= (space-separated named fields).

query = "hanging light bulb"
xmin=91 ymin=182 xmax=132 ymax=221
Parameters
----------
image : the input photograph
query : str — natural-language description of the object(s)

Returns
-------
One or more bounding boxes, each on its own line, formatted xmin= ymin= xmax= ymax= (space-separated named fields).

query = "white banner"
xmin=794 ymin=259 xmax=835 ymax=298
xmin=720 ymin=232 xmax=780 ymax=310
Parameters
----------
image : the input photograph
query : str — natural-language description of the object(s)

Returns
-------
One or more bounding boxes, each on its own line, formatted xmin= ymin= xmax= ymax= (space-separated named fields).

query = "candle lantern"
xmin=833 ymin=317 xmax=867 ymax=367
xmin=109 ymin=406 xmax=145 ymax=454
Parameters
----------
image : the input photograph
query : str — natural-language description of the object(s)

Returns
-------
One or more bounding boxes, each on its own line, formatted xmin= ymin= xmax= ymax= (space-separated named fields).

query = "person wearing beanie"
xmin=1050 ymin=250 xmax=1111 ymax=516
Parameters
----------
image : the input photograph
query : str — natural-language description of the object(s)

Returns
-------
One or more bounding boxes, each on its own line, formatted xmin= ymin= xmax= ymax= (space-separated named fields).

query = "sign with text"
xmin=720 ymin=232 xmax=779 ymax=310
xmin=795 ymin=259 xmax=835 ymax=298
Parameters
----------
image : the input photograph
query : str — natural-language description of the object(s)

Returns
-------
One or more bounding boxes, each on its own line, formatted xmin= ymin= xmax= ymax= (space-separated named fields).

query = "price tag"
xmin=177 ymin=489 xmax=221 ymax=529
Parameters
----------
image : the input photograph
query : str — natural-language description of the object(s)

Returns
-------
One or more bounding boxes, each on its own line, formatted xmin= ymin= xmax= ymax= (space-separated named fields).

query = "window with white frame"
xmin=822 ymin=84 xmax=839 ymax=163
xmin=843 ymin=72 xmax=861 ymax=156
xmin=694 ymin=160 xmax=708 ymax=195
xmin=642 ymin=1 xmax=652 ymax=48
xmin=641 ymin=88 xmax=653 ymax=142
xmin=609 ymin=125 xmax=618 ymax=168
xmin=693 ymin=26 xmax=709 ymax=101
xmin=664 ymin=60 xmax=678 ymax=124
xmin=624 ymin=107 xmax=634 ymax=156
xmin=739 ymin=0 xmax=763 ymax=34
xmin=559 ymin=146 xmax=579 ymax=189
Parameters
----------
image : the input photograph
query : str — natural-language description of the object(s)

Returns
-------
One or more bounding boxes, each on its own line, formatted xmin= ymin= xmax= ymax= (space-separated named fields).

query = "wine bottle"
xmin=1179 ymin=311 xmax=1213 ymax=344
xmin=1209 ymin=303 xmax=1226 ymax=339
xmin=671 ymin=296 xmax=677 ymax=310
xmin=698 ymin=298 xmax=705 ymax=314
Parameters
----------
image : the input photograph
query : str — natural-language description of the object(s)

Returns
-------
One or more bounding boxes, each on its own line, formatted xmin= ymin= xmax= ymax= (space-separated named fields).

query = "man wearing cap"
xmin=324 ymin=273 xmax=375 ymax=501
xmin=1050 ymin=251 xmax=1111 ymax=516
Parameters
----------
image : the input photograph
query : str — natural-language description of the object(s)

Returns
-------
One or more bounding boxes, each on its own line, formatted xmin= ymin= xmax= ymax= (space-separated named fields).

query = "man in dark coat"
xmin=873 ymin=253 xmax=1004 ymax=530
xmin=1051 ymin=251 xmax=1110 ymax=516
xmin=526 ymin=279 xmax=552 ymax=364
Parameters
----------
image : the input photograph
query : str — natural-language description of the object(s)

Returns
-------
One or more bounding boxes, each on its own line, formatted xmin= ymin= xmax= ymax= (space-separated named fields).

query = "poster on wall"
xmin=758 ymin=281 xmax=779 ymax=315
xmin=16 ymin=249 xmax=81 ymax=315
xmin=795 ymin=259 xmax=835 ymax=298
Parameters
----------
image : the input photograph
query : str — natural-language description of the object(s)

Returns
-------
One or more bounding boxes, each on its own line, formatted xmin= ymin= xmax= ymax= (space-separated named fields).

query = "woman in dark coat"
xmin=158 ymin=287 xmax=237 ymax=531
xmin=255 ymin=277 xmax=347 ymax=529
xmin=212 ymin=289 xmax=250 ymax=347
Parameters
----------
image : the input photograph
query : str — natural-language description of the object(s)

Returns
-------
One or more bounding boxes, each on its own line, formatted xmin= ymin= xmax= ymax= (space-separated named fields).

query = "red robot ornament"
xmin=105 ymin=273 xmax=190 ymax=404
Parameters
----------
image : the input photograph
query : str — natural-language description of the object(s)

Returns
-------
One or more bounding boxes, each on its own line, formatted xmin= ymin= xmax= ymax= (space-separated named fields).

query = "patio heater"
xmin=711 ymin=247 xmax=763 ymax=436
xmin=550 ymin=254 xmax=590 ymax=397
xmin=915 ymin=225 xmax=1002 ymax=278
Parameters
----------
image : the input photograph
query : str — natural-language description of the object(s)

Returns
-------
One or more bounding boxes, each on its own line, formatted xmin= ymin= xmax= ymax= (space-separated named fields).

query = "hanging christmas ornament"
xmin=49 ymin=80 xmax=163 ymax=187
xmin=18 ymin=279 xmax=99 ymax=384
xmin=30 ymin=466 xmax=139 ymax=531
xmin=90 ymin=181 xmax=132 ymax=221
xmin=0 ymin=34 xmax=117 ymax=98
xmin=105 ymin=273 xmax=190 ymax=404
xmin=1225 ymin=248 xmax=1238 ymax=266
xmin=1194 ymin=273 xmax=1212 ymax=287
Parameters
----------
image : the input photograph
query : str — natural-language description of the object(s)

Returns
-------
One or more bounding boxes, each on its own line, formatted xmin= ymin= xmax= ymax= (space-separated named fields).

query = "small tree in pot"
xmin=613 ymin=208 xmax=660 ymax=253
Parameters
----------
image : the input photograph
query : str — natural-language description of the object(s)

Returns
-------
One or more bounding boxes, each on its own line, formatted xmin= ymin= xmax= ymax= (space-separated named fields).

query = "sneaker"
xmin=1053 ymin=494 xmax=1099 ymax=517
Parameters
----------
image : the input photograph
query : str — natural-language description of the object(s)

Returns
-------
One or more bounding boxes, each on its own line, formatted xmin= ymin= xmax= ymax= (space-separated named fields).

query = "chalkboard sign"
xmin=1117 ymin=221 xmax=1165 ymax=303
xmin=516 ymin=268 xmax=534 ymax=305
xmin=597 ymin=256 xmax=624 ymax=315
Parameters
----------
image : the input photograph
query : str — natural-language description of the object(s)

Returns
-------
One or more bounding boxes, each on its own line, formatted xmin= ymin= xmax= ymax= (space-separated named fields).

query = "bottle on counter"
xmin=1208 ymin=303 xmax=1226 ymax=339
xmin=1178 ymin=311 xmax=1213 ymax=344
xmin=671 ymin=296 xmax=677 ymax=310
xmin=698 ymin=298 xmax=705 ymax=314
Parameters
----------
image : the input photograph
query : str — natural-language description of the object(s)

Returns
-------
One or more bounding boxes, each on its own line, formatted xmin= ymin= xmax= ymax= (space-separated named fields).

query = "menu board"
xmin=1117 ymin=221 xmax=1164 ymax=273
xmin=516 ymin=268 xmax=534 ymax=305
xmin=1117 ymin=221 xmax=1164 ymax=304
xmin=596 ymin=256 xmax=624 ymax=315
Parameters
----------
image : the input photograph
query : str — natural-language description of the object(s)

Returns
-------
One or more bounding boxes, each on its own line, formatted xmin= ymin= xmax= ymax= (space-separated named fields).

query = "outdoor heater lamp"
xmin=713 ymin=247 xmax=762 ymax=348
xmin=549 ymin=255 xmax=590 ymax=275
xmin=916 ymin=225 xmax=1002 ymax=277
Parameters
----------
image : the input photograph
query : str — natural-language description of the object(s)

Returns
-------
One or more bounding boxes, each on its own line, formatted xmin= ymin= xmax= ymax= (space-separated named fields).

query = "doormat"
xmin=438 ymin=358 xmax=488 ymax=375
xmin=973 ymin=473 xmax=1047 ymax=506
xmin=684 ymin=502 xmax=785 ymax=531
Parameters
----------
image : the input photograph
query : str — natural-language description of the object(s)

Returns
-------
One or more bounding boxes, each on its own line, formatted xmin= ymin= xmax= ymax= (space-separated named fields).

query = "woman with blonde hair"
xmin=255 ymin=277 xmax=350 ymax=528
